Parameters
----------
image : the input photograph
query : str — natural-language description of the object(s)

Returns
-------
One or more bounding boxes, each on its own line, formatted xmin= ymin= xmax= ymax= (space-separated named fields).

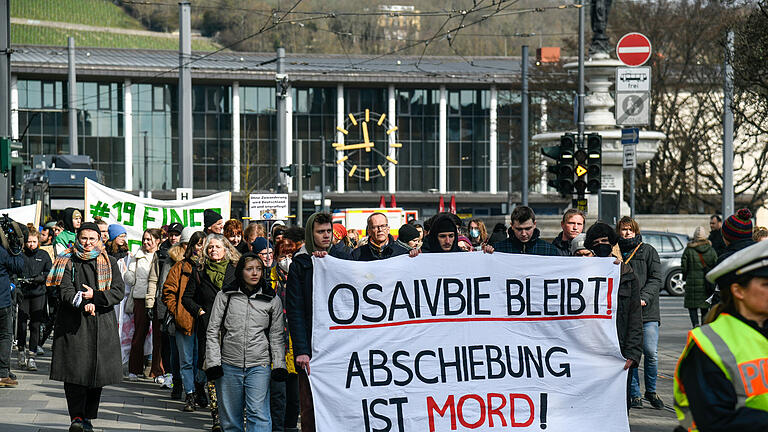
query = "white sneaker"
xmin=26 ymin=357 xmax=37 ymax=371
xmin=154 ymin=375 xmax=166 ymax=385
xmin=127 ymin=373 xmax=139 ymax=382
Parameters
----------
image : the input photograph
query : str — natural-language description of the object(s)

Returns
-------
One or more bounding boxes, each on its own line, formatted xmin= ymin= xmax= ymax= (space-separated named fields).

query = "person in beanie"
xmin=717 ymin=208 xmax=755 ymax=266
xmin=616 ymin=216 xmax=664 ymax=409
xmin=47 ymin=222 xmax=124 ymax=432
xmin=160 ymin=223 xmax=184 ymax=252
xmin=681 ymin=226 xmax=718 ymax=328
xmin=395 ymin=224 xmax=421 ymax=251
xmin=204 ymin=210 xmax=224 ymax=235
xmin=251 ymin=237 xmax=275 ymax=268
xmin=286 ymin=212 xmax=334 ymax=432
xmin=54 ymin=208 xmax=83 ymax=251
xmin=421 ymin=215 xmax=461 ymax=253
xmin=106 ymin=224 xmax=129 ymax=260
xmin=569 ymin=233 xmax=591 ymax=256
xmin=584 ymin=222 xmax=643 ymax=409
xmin=673 ymin=240 xmax=768 ymax=431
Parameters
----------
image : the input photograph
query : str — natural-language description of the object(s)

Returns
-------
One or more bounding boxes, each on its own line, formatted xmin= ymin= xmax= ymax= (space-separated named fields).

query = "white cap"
xmin=706 ymin=239 xmax=768 ymax=283
xmin=180 ymin=226 xmax=201 ymax=244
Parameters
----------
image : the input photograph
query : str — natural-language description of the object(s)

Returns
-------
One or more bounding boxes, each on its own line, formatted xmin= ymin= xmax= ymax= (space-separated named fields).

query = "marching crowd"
xmin=0 ymin=204 xmax=766 ymax=432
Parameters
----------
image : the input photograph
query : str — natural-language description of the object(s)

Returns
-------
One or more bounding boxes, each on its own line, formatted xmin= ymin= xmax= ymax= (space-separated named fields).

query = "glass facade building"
xmin=11 ymin=46 xmax=573 ymax=214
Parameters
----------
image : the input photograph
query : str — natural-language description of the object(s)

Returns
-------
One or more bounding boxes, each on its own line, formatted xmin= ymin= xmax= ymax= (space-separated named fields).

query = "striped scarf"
xmin=46 ymin=242 xmax=113 ymax=291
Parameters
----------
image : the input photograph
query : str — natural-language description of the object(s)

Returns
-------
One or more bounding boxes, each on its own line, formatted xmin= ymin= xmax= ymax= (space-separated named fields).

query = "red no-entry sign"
xmin=616 ymin=33 xmax=652 ymax=67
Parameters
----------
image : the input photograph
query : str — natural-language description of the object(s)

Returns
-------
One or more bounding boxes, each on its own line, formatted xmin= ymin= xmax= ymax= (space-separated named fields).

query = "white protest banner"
xmin=0 ymin=202 xmax=42 ymax=226
xmin=84 ymin=178 xmax=231 ymax=251
xmin=311 ymin=253 xmax=628 ymax=432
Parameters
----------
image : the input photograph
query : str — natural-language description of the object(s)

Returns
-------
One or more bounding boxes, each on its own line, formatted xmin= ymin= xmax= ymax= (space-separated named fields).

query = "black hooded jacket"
xmin=421 ymin=216 xmax=461 ymax=253
xmin=62 ymin=207 xmax=78 ymax=232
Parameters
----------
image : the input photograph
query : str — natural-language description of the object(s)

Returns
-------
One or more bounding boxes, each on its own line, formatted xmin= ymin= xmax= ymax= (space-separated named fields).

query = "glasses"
xmin=80 ymin=237 xmax=101 ymax=244
xmin=370 ymin=224 xmax=389 ymax=231
xmin=258 ymin=251 xmax=274 ymax=257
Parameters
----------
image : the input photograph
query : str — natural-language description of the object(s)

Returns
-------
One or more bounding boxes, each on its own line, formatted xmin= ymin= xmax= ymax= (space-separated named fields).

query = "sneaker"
xmin=645 ymin=392 xmax=665 ymax=409
xmin=17 ymin=351 xmax=26 ymax=370
xmin=630 ymin=397 xmax=643 ymax=409
xmin=154 ymin=375 xmax=166 ymax=385
xmin=183 ymin=393 xmax=196 ymax=412
xmin=69 ymin=417 xmax=85 ymax=432
xmin=36 ymin=346 xmax=44 ymax=356
xmin=26 ymin=356 xmax=37 ymax=372
xmin=0 ymin=377 xmax=18 ymax=387
xmin=127 ymin=373 xmax=139 ymax=382
xmin=82 ymin=419 xmax=94 ymax=432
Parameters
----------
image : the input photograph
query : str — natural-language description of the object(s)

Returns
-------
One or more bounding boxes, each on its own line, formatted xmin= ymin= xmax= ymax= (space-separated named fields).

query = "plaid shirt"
xmin=492 ymin=229 xmax=563 ymax=256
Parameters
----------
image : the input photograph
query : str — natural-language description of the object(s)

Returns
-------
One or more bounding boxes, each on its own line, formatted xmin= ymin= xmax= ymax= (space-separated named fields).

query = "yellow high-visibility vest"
xmin=673 ymin=313 xmax=768 ymax=431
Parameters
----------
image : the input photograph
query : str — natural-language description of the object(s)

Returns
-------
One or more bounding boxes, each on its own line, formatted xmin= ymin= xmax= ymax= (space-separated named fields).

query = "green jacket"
xmin=681 ymin=241 xmax=717 ymax=309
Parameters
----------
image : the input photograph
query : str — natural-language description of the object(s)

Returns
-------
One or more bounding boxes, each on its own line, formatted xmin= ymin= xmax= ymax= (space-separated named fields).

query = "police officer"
xmin=673 ymin=240 xmax=768 ymax=431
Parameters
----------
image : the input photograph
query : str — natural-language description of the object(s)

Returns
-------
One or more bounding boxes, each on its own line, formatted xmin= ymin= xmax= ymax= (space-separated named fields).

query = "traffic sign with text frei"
xmin=616 ymin=33 xmax=652 ymax=67
xmin=616 ymin=65 xmax=651 ymax=126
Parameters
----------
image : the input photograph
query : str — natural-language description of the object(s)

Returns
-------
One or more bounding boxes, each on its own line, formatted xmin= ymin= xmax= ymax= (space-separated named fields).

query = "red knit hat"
xmin=722 ymin=208 xmax=753 ymax=243
xmin=333 ymin=223 xmax=347 ymax=240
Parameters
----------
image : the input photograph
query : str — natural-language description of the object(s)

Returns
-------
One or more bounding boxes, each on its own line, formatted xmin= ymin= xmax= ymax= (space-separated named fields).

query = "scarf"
xmin=46 ymin=242 xmax=112 ymax=291
xmin=205 ymin=259 xmax=230 ymax=289
xmin=619 ymin=234 xmax=643 ymax=254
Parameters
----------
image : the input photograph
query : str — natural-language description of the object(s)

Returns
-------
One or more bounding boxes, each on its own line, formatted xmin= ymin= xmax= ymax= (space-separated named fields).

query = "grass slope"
xmin=12 ymin=0 xmax=144 ymax=29
xmin=12 ymin=24 xmax=220 ymax=51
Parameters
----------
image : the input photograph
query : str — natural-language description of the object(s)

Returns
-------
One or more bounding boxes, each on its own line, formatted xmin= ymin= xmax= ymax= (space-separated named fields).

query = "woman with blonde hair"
xmin=681 ymin=226 xmax=717 ymax=327
xmin=182 ymin=234 xmax=240 ymax=432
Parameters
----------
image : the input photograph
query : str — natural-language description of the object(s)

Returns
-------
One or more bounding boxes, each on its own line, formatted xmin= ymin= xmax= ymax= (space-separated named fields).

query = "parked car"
xmin=642 ymin=230 xmax=690 ymax=296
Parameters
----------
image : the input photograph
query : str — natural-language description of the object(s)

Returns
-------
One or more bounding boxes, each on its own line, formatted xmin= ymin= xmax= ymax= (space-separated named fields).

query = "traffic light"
xmin=280 ymin=164 xmax=296 ymax=177
xmin=304 ymin=165 xmax=321 ymax=178
xmin=586 ymin=133 xmax=602 ymax=192
xmin=557 ymin=133 xmax=575 ymax=196
xmin=540 ymin=133 xmax=577 ymax=196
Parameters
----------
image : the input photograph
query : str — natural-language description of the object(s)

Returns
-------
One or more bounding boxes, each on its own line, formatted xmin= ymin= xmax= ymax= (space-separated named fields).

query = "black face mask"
xmin=592 ymin=243 xmax=614 ymax=258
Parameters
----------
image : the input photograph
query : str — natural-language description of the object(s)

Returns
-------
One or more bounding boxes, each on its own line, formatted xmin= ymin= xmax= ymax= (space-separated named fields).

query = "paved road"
xmin=628 ymin=295 xmax=691 ymax=432
xmin=0 ymin=296 xmax=692 ymax=431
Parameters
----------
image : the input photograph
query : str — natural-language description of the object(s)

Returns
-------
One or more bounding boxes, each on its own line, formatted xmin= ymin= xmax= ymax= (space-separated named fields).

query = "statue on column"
xmin=589 ymin=0 xmax=613 ymax=55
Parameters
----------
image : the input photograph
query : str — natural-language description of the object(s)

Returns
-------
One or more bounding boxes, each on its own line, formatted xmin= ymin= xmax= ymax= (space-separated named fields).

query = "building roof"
xmin=11 ymin=45 xmax=525 ymax=86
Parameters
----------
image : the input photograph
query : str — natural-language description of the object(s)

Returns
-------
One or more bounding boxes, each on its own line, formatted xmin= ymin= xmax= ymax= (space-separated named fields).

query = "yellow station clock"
xmin=334 ymin=109 xmax=402 ymax=181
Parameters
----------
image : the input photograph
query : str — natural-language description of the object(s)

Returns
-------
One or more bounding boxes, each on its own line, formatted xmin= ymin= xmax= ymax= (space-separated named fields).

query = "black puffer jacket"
xmin=20 ymin=247 xmax=52 ymax=297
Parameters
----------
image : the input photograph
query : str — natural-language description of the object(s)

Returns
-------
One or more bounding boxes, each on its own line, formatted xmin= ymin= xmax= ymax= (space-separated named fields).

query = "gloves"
xmin=271 ymin=368 xmax=288 ymax=382
xmin=205 ymin=365 xmax=224 ymax=381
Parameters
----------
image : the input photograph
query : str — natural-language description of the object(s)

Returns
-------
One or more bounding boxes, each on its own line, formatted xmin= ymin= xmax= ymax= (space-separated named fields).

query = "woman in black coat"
xmin=16 ymin=230 xmax=52 ymax=371
xmin=47 ymin=222 xmax=124 ymax=432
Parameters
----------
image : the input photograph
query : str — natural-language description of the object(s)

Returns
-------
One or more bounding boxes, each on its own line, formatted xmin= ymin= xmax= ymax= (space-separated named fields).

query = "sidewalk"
xmin=0 ymin=345 xmax=211 ymax=431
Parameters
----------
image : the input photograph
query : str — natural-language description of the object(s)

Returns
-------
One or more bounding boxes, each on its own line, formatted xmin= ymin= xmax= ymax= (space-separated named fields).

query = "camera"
xmin=0 ymin=214 xmax=25 ymax=256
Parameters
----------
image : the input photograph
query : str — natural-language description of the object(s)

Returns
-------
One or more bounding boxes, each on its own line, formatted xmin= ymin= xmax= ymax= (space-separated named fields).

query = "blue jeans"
xmin=630 ymin=321 xmax=659 ymax=397
xmin=176 ymin=331 xmax=205 ymax=394
xmin=217 ymin=364 xmax=271 ymax=432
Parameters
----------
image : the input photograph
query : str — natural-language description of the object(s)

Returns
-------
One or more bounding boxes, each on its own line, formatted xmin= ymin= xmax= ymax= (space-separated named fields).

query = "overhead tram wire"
xmin=23 ymin=0 xmax=308 ymax=115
